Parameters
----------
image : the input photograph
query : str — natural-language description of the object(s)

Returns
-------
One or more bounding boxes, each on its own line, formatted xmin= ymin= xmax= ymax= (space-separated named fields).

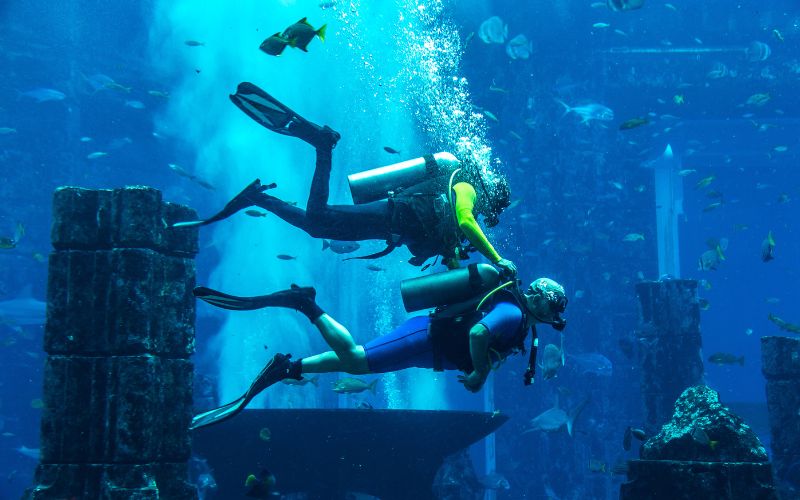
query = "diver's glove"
xmin=495 ymin=258 xmax=517 ymax=279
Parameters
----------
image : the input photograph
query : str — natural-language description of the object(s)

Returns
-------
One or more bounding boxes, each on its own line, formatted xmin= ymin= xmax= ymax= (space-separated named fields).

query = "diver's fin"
xmin=193 ymin=287 xmax=275 ymax=311
xmin=229 ymin=82 xmax=340 ymax=149
xmin=343 ymin=242 xmax=399 ymax=261
xmin=170 ymin=179 xmax=270 ymax=228
xmin=229 ymin=82 xmax=305 ymax=136
xmin=191 ymin=353 xmax=297 ymax=430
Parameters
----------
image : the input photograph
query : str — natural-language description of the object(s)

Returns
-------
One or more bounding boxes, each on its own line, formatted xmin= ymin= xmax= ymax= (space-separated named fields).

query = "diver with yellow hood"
xmin=174 ymin=82 xmax=516 ymax=276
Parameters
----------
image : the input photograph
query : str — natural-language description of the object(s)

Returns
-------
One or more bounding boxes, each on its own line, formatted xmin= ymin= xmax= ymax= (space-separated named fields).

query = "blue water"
xmin=1 ymin=1 xmax=798 ymax=498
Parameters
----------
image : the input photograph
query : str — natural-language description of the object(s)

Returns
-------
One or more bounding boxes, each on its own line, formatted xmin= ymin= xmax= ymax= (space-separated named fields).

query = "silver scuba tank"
xmin=400 ymin=263 xmax=501 ymax=312
xmin=348 ymin=152 xmax=460 ymax=204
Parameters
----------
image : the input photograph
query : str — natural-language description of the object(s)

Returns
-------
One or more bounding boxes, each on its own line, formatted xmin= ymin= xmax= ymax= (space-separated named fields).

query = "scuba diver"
xmin=174 ymin=82 xmax=517 ymax=275
xmin=190 ymin=264 xmax=567 ymax=430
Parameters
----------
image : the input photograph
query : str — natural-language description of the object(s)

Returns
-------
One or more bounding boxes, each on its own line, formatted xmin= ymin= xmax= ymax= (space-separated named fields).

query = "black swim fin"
xmin=229 ymin=82 xmax=340 ymax=149
xmin=171 ymin=179 xmax=275 ymax=228
xmin=191 ymin=353 xmax=298 ymax=430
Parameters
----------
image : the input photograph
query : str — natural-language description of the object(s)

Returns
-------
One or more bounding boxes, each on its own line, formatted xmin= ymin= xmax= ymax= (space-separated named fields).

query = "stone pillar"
xmin=26 ymin=186 xmax=199 ymax=499
xmin=761 ymin=336 xmax=800 ymax=496
xmin=635 ymin=279 xmax=704 ymax=433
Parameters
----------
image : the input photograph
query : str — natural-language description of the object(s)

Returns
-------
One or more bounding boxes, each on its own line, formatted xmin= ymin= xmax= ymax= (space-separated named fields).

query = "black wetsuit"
xmin=252 ymin=147 xmax=468 ymax=264
xmin=254 ymin=148 xmax=391 ymax=241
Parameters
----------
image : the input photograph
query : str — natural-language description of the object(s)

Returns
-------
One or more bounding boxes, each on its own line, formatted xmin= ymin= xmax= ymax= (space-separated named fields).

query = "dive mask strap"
xmin=524 ymin=326 xmax=538 ymax=386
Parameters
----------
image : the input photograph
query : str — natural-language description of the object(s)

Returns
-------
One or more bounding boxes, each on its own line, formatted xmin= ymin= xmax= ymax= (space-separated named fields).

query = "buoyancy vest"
xmin=427 ymin=286 xmax=533 ymax=376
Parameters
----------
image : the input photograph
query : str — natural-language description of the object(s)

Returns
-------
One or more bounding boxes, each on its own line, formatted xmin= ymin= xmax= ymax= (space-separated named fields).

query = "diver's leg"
xmin=300 ymin=314 xmax=369 ymax=374
xmin=306 ymin=147 xmax=333 ymax=215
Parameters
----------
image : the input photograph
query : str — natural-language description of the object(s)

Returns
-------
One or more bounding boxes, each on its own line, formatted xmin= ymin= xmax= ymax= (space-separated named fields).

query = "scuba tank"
xmin=348 ymin=152 xmax=460 ymax=204
xmin=400 ymin=263 xmax=501 ymax=313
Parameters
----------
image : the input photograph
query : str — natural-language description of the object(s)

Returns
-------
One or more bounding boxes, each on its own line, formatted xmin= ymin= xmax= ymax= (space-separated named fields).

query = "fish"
xmin=147 ymin=90 xmax=169 ymax=98
xmin=0 ymin=286 xmax=45 ymax=326
xmin=260 ymin=32 xmax=291 ymax=56
xmin=622 ymin=233 xmax=644 ymax=242
xmin=673 ymin=95 xmax=685 ymax=105
xmin=702 ymin=202 xmax=722 ymax=213
xmin=607 ymin=0 xmax=645 ymax=11
xmin=624 ymin=426 xmax=647 ymax=450
xmin=124 ymin=100 xmax=145 ymax=110
xmin=631 ymin=428 xmax=647 ymax=441
xmin=778 ymin=193 xmax=790 ymax=204
xmin=276 ymin=254 xmax=296 ymax=260
xmin=772 ymin=29 xmax=784 ymax=42
xmin=0 ymin=222 xmax=24 ymax=250
xmin=20 ymin=88 xmax=66 ymax=102
xmin=30 ymin=399 xmax=44 ymax=409
xmin=588 ymin=459 xmax=606 ymax=473
xmin=245 ymin=210 xmax=267 ymax=218
xmin=282 ymin=375 xmax=319 ymax=387
xmin=708 ymin=353 xmax=744 ymax=366
xmin=281 ymin=17 xmax=327 ymax=52
xmin=567 ymin=353 xmax=612 ymax=377
xmin=761 ymin=231 xmax=775 ymax=262
xmin=478 ymin=16 xmax=507 ymax=44
xmin=619 ymin=117 xmax=649 ymax=130
xmin=32 ymin=252 xmax=47 ymax=263
xmin=322 ymin=240 xmax=360 ymax=254
xmin=767 ymin=313 xmax=800 ymax=334
xmin=556 ymin=100 xmax=614 ymax=123
xmin=184 ymin=40 xmax=205 ymax=46
xmin=80 ymin=136 xmax=93 ymax=142
xmin=483 ymin=110 xmax=499 ymax=122
xmin=695 ymin=175 xmax=715 ymax=189
xmin=258 ymin=427 xmax=271 ymax=441
xmin=678 ymin=169 xmax=697 ymax=177
xmin=478 ymin=472 xmax=510 ymax=491
xmin=698 ymin=245 xmax=725 ymax=271
xmin=690 ymin=428 xmax=719 ymax=450
xmin=745 ymin=328 xmax=753 ymax=336
xmin=506 ymin=34 xmax=532 ymax=60
xmin=489 ymin=83 xmax=508 ymax=93
xmin=366 ymin=264 xmax=384 ymax=272
xmin=699 ymin=279 xmax=711 ymax=290
xmin=592 ymin=22 xmax=610 ymax=29
xmin=383 ymin=146 xmax=400 ymax=154
xmin=16 ymin=445 xmax=40 ymax=460
xmin=319 ymin=0 xmax=337 ymax=9
xmin=706 ymin=62 xmax=729 ymax=79
xmin=698 ymin=298 xmax=710 ymax=311
xmin=523 ymin=397 xmax=588 ymax=437
xmin=773 ymin=146 xmax=788 ymax=153
xmin=0 ymin=127 xmax=17 ymax=135
xmin=541 ymin=343 xmax=564 ymax=380
xmin=167 ymin=163 xmax=193 ymax=179
xmin=332 ymin=377 xmax=378 ymax=394
xmin=746 ymin=93 xmax=770 ymax=106
xmin=245 ymin=468 xmax=277 ymax=499
xmin=664 ymin=3 xmax=677 ymax=11
xmin=87 ymin=152 xmax=108 ymax=160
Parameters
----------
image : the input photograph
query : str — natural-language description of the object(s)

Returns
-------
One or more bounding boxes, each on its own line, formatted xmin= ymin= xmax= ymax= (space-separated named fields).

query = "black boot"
xmin=194 ymin=284 xmax=324 ymax=323
xmin=287 ymin=122 xmax=341 ymax=150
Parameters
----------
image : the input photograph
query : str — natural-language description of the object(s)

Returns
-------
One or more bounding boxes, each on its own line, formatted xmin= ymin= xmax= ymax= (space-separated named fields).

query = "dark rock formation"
xmin=761 ymin=335 xmax=800 ymax=497
xmin=25 ymin=186 xmax=199 ymax=499
xmin=621 ymin=385 xmax=777 ymax=499
xmin=635 ymin=279 xmax=704 ymax=434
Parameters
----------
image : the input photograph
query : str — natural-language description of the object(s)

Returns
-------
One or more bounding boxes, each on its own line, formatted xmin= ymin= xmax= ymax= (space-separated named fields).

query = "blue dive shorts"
xmin=363 ymin=315 xmax=458 ymax=373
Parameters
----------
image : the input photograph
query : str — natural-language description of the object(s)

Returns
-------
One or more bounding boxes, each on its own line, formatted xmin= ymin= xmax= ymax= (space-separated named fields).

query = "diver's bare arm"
xmin=469 ymin=323 xmax=491 ymax=378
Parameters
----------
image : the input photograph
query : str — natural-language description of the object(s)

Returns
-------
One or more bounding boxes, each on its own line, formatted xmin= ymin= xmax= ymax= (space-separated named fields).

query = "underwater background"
xmin=0 ymin=0 xmax=798 ymax=498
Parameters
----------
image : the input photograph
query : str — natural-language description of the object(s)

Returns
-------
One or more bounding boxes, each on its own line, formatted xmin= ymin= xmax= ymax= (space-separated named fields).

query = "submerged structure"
xmin=761 ymin=336 xmax=800 ymax=497
xmin=26 ymin=186 xmax=199 ymax=499
xmin=193 ymin=408 xmax=508 ymax=499
xmin=635 ymin=279 xmax=704 ymax=433
xmin=621 ymin=385 xmax=777 ymax=499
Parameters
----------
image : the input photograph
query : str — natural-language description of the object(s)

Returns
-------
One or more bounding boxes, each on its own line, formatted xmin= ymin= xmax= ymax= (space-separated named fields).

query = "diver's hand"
xmin=458 ymin=371 xmax=486 ymax=393
xmin=495 ymin=258 xmax=517 ymax=279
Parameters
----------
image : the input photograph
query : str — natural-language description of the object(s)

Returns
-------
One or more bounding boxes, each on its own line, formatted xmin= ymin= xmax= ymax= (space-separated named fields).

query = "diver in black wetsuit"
xmin=174 ymin=82 xmax=516 ymax=275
